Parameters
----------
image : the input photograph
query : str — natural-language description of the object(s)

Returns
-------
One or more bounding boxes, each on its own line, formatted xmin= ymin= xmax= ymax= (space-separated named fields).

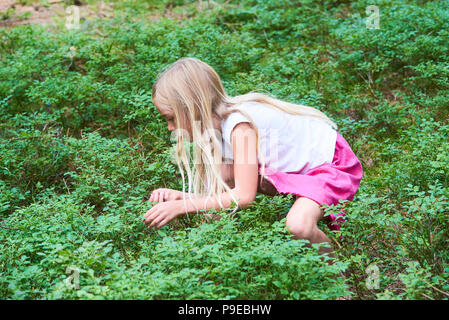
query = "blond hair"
xmin=152 ymin=57 xmax=338 ymax=217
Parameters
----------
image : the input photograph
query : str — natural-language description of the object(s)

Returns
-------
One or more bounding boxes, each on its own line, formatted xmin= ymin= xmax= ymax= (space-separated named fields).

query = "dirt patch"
xmin=0 ymin=0 xmax=212 ymax=30
xmin=0 ymin=0 xmax=113 ymax=28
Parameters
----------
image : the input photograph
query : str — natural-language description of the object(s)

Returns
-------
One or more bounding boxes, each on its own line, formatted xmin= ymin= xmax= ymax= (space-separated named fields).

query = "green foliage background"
xmin=0 ymin=0 xmax=448 ymax=299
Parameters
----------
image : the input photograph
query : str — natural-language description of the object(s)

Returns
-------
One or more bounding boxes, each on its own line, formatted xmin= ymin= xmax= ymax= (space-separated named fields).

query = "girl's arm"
xmin=143 ymin=122 xmax=259 ymax=229
xmin=149 ymin=163 xmax=235 ymax=202
xmin=176 ymin=162 xmax=233 ymax=200
xmin=180 ymin=122 xmax=259 ymax=213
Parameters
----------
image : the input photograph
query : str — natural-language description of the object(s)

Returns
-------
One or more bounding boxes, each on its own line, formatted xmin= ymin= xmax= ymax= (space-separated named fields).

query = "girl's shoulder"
xmin=229 ymin=101 xmax=282 ymax=123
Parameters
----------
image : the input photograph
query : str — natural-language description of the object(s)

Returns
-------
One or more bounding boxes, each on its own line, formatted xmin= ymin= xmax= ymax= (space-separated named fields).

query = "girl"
xmin=143 ymin=57 xmax=363 ymax=255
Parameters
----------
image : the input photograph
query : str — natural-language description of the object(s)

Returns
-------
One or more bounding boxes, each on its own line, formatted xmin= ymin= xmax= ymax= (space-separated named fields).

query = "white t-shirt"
xmin=221 ymin=101 xmax=337 ymax=173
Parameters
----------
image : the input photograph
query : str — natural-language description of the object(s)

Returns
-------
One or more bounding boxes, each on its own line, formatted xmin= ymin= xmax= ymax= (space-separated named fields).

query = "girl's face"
xmin=156 ymin=105 xmax=193 ymax=141
xmin=156 ymin=105 xmax=176 ymax=132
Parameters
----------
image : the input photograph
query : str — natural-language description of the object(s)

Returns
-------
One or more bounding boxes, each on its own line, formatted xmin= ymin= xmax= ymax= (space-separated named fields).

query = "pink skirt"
xmin=259 ymin=131 xmax=363 ymax=232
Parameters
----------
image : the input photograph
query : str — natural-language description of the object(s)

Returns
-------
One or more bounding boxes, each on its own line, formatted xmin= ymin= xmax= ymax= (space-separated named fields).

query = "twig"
xmin=7 ymin=133 xmax=59 ymax=141
xmin=356 ymin=70 xmax=379 ymax=99
xmin=208 ymin=0 xmax=233 ymax=9
xmin=331 ymin=236 xmax=342 ymax=249
xmin=263 ymin=29 xmax=269 ymax=47
xmin=93 ymin=29 xmax=106 ymax=37
xmin=425 ymin=281 xmax=449 ymax=298
xmin=421 ymin=292 xmax=433 ymax=300
xmin=63 ymin=178 xmax=71 ymax=194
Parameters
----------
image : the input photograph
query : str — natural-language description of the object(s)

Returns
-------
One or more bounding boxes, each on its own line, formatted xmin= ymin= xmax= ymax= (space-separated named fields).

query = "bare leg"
xmin=206 ymin=164 xmax=279 ymax=222
xmin=285 ymin=196 xmax=335 ymax=257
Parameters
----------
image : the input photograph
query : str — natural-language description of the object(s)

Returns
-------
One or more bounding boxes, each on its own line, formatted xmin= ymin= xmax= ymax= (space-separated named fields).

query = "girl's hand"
xmin=149 ymin=188 xmax=182 ymax=203
xmin=142 ymin=200 xmax=184 ymax=229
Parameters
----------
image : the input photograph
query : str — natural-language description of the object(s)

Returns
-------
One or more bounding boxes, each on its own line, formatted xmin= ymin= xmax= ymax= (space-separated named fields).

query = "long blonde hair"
xmin=152 ymin=57 xmax=338 ymax=217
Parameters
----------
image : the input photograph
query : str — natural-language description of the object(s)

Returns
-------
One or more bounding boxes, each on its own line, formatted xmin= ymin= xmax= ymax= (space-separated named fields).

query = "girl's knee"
xmin=285 ymin=219 xmax=315 ymax=240
xmin=284 ymin=196 xmax=325 ymax=240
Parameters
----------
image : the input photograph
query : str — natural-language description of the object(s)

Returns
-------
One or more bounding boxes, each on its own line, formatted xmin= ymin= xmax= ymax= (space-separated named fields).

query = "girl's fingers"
xmin=156 ymin=218 xmax=170 ymax=229
xmin=158 ymin=191 xmax=164 ymax=203
xmin=143 ymin=213 xmax=151 ymax=223
xmin=144 ymin=210 xmax=159 ymax=224
xmin=150 ymin=190 xmax=158 ymax=202
xmin=150 ymin=189 xmax=180 ymax=202
xmin=149 ymin=214 xmax=165 ymax=228
xmin=144 ymin=205 xmax=156 ymax=217
xmin=143 ymin=206 xmax=157 ymax=221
